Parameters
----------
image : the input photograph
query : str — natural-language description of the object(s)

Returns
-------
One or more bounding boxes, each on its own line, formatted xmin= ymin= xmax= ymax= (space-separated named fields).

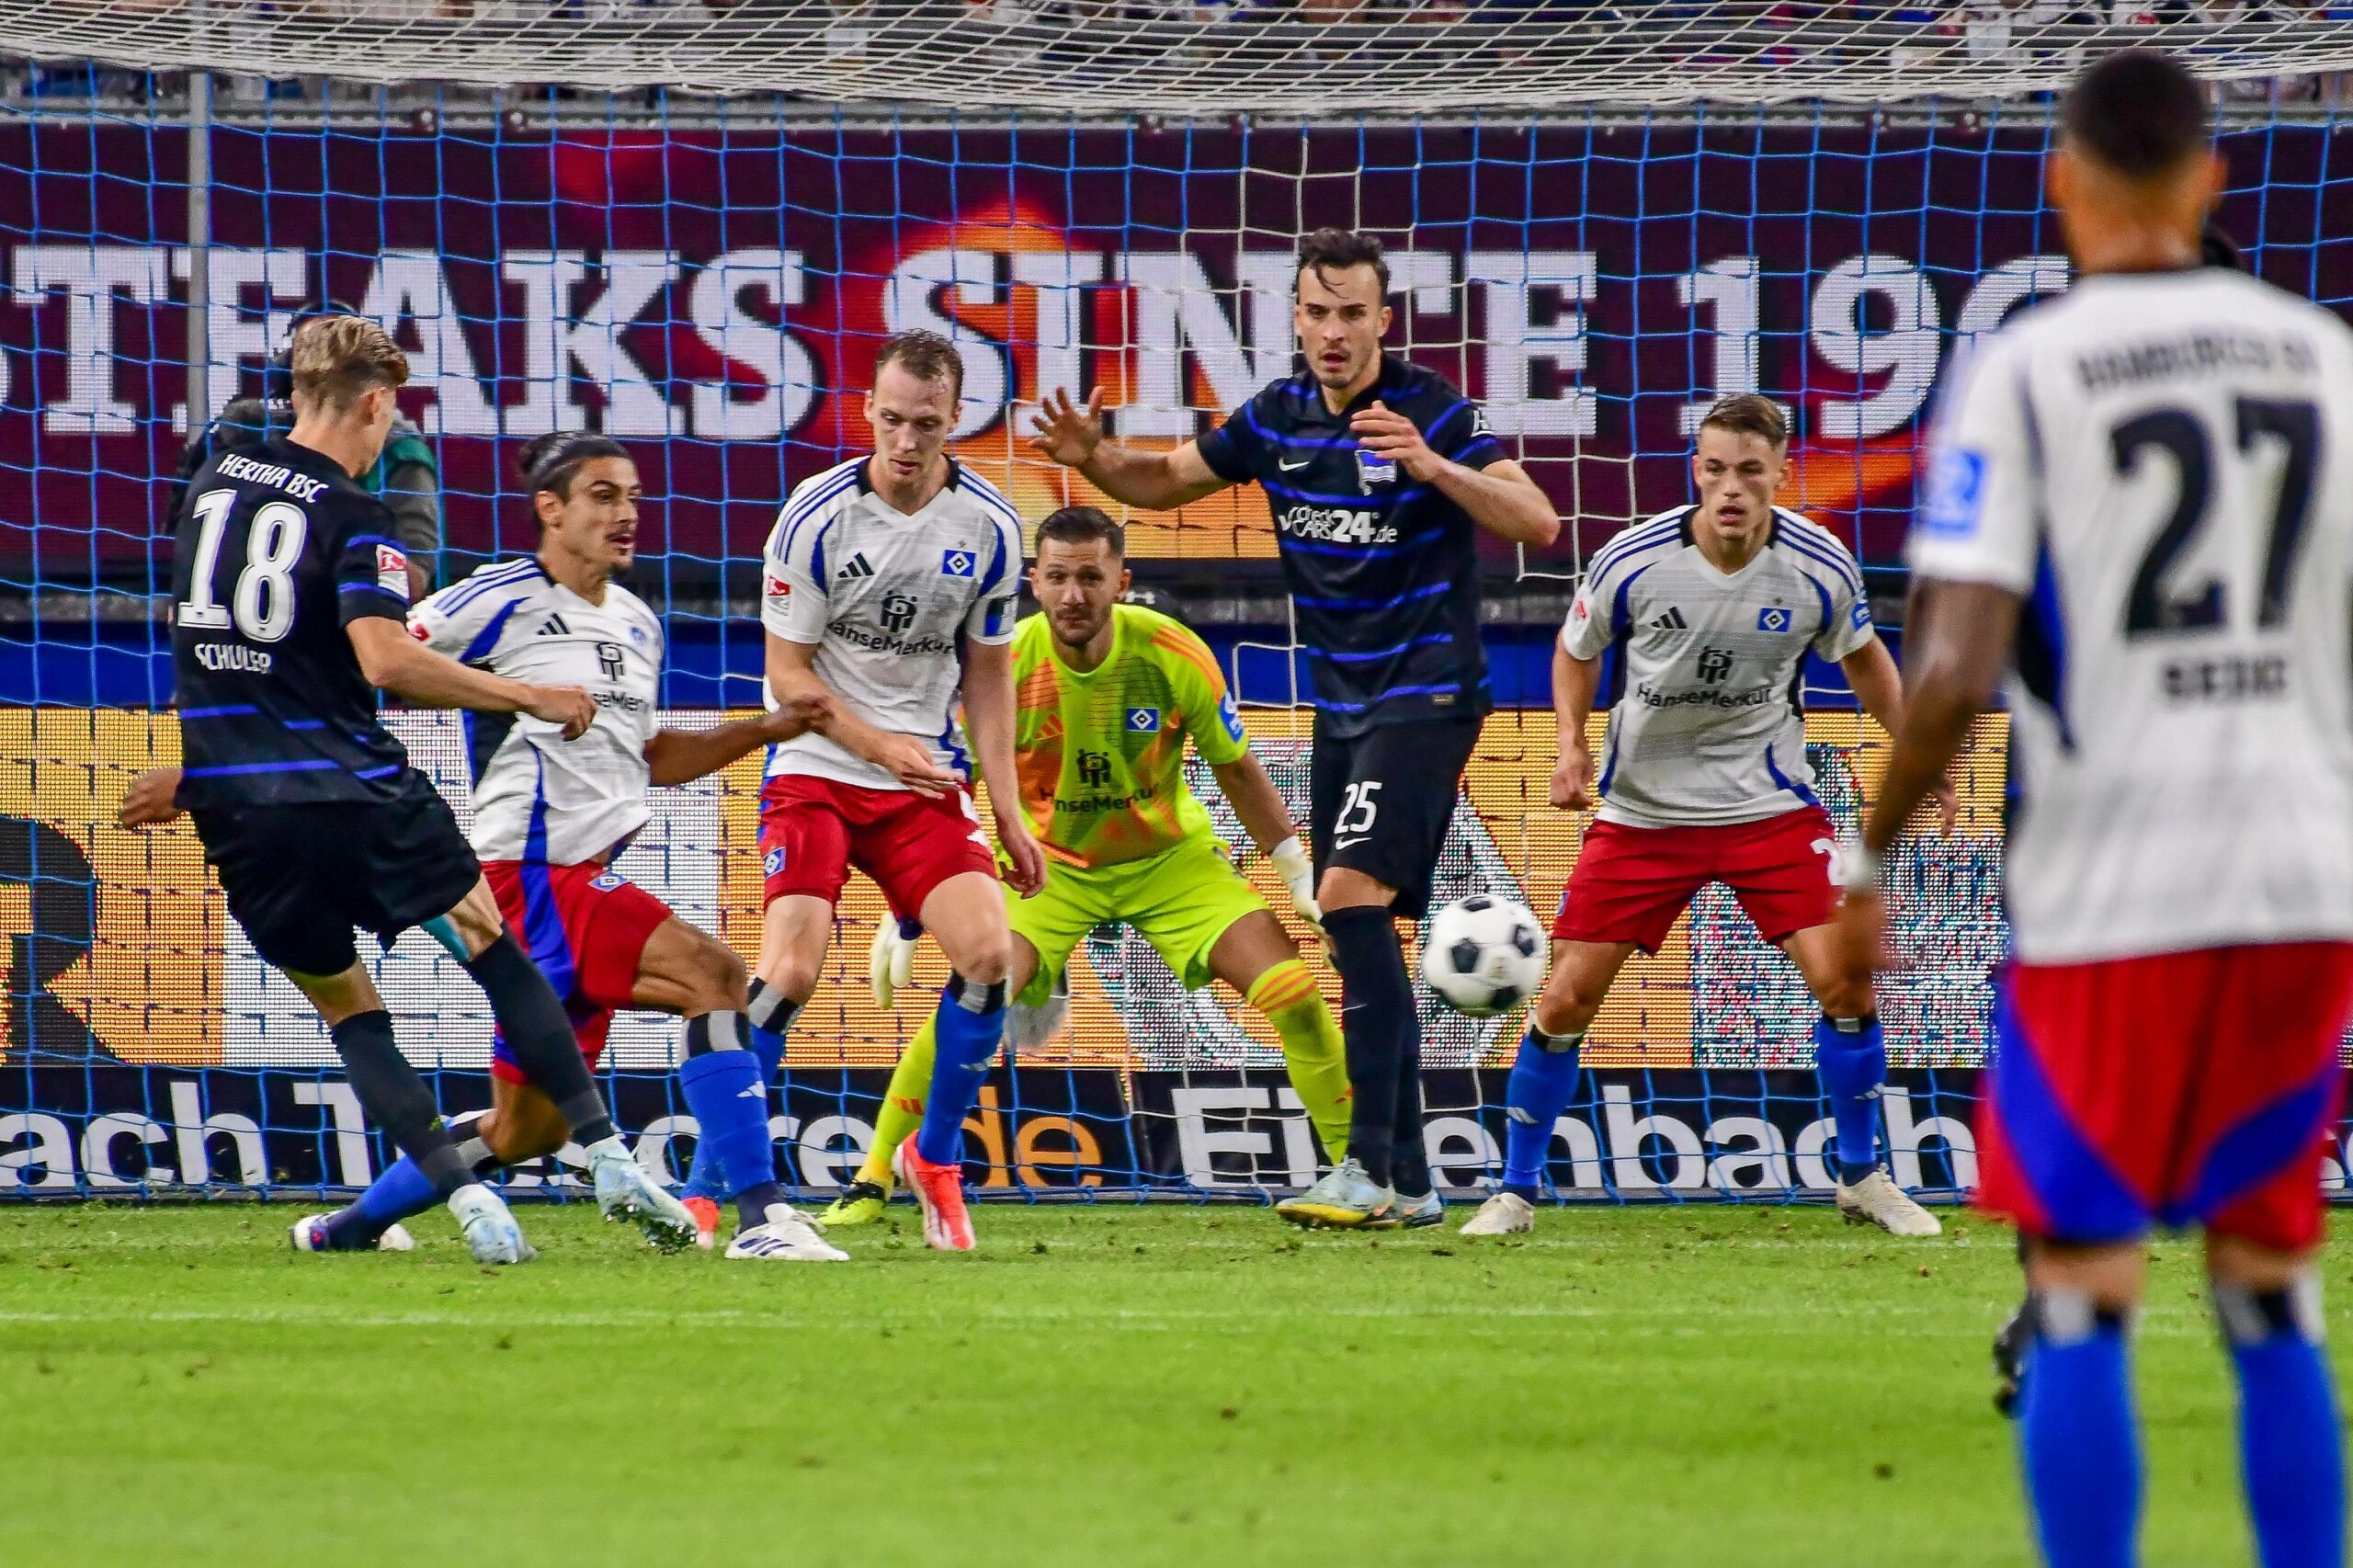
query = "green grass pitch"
xmin=0 ymin=1201 xmax=2331 ymax=1566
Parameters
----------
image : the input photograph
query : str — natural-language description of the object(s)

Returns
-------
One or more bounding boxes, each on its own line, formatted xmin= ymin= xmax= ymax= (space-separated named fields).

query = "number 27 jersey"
xmin=1912 ymin=267 xmax=2353 ymax=963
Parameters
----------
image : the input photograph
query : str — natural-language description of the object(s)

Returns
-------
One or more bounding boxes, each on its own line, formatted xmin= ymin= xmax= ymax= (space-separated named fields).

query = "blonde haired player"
xmin=814 ymin=506 xmax=1351 ymax=1227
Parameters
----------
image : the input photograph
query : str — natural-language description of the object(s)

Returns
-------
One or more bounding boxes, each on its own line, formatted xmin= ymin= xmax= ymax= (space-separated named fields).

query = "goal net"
xmin=0 ymin=27 xmax=2347 ymax=1204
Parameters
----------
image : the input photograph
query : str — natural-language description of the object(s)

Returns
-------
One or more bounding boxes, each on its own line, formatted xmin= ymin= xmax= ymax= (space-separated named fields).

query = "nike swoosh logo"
xmin=1279 ymin=458 xmax=1313 ymax=472
xmin=1334 ymin=835 xmax=1368 ymax=851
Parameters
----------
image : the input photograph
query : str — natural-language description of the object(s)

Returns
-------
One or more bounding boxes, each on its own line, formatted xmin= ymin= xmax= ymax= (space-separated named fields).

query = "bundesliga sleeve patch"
xmin=375 ymin=543 xmax=409 ymax=596
xmin=1219 ymin=692 xmax=1245 ymax=744
xmin=764 ymin=571 xmax=791 ymax=600
xmin=1921 ymin=449 xmax=1987 ymax=539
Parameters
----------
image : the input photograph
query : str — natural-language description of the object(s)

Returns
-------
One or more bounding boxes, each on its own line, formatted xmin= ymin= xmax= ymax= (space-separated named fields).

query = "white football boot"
xmin=1459 ymin=1191 xmax=1536 ymax=1236
xmin=289 ymin=1213 xmax=415 ymax=1253
xmin=448 ymin=1183 xmax=536 ymax=1265
xmin=1836 ymin=1168 xmax=1944 ymax=1237
xmin=725 ymin=1203 xmax=850 ymax=1262
xmin=585 ymin=1135 xmax=699 ymax=1252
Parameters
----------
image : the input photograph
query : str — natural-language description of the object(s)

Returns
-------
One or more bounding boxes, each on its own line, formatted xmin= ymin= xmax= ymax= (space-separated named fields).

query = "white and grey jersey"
xmin=1561 ymin=505 xmax=1876 ymax=828
xmin=760 ymin=458 xmax=1024 ymax=790
xmin=407 ymin=559 xmax=663 ymax=866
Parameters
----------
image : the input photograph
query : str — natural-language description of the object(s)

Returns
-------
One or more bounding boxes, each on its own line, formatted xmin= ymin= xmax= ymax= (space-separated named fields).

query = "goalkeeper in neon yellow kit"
xmin=816 ymin=506 xmax=1351 ymax=1227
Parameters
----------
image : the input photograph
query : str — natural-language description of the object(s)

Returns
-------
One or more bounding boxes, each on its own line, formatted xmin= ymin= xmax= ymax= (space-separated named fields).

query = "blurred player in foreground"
xmin=124 ymin=317 xmax=688 ymax=1262
xmin=810 ymin=506 xmax=1351 ymax=1230
xmin=298 ymin=433 xmax=840 ymax=1262
xmin=1836 ymin=51 xmax=2353 ymax=1567
xmin=700 ymin=330 xmax=1044 ymax=1253
xmin=1032 ymin=229 xmax=1558 ymax=1228
xmin=1460 ymin=395 xmax=1954 ymax=1239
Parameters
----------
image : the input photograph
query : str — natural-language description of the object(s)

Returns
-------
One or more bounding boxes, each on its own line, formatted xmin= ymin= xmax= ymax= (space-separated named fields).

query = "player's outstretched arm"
xmin=1837 ymin=638 xmax=1959 ymax=834
xmin=1551 ymin=641 xmax=1601 ymax=811
xmin=766 ymin=632 xmax=957 ymax=797
xmin=346 ymin=618 xmax=595 ymax=739
xmin=959 ymin=639 xmax=1047 ymax=897
xmin=642 ymin=693 xmax=830 ymax=788
xmin=1210 ymin=752 xmax=1320 ymax=926
xmin=1348 ymin=401 xmax=1560 ymax=548
xmin=1028 ymin=387 xmax=1231 ymax=512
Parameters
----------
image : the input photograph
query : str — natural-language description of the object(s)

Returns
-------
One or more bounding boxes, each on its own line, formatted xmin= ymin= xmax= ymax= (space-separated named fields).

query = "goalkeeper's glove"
xmin=1271 ymin=835 xmax=1321 ymax=929
xmin=870 ymin=916 xmax=920 ymax=1006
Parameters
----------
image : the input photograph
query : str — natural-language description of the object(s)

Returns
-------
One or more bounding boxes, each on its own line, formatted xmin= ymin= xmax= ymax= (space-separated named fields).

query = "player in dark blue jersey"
xmin=1030 ymin=228 xmax=1559 ymax=1228
xmin=122 ymin=314 xmax=698 ymax=1261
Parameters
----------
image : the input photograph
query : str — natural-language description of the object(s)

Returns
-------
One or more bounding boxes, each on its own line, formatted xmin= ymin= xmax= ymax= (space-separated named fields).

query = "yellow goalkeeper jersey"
xmin=1010 ymin=604 xmax=1252 ymax=869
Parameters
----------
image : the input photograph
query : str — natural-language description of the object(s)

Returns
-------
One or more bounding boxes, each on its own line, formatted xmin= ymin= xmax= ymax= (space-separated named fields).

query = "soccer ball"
xmin=1419 ymin=893 xmax=1546 ymax=1017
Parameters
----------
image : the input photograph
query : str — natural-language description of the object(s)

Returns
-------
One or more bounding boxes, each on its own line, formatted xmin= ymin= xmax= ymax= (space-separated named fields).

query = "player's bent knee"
xmin=1315 ymin=866 xmax=1394 ymax=913
xmin=682 ymin=935 xmax=749 ymax=1015
xmin=433 ymin=878 xmax=508 ymax=961
xmin=948 ymin=938 xmax=1012 ymax=989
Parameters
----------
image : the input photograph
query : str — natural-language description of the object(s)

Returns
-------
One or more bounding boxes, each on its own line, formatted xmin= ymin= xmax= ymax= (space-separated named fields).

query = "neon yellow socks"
xmin=1248 ymin=959 xmax=1352 ymax=1165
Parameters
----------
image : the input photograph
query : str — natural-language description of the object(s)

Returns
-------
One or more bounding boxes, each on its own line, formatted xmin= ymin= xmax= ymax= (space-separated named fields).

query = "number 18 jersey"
xmin=1912 ymin=267 xmax=2353 ymax=963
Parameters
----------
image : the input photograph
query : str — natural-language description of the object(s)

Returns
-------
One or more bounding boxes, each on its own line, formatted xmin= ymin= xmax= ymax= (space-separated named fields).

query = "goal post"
xmin=0 ymin=28 xmax=2346 ymax=1202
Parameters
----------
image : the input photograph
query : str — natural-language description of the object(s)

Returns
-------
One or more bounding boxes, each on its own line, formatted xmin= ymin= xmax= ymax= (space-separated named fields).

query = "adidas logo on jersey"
xmin=1648 ymin=608 xmax=1688 ymax=631
xmin=537 ymin=613 xmax=571 ymax=637
xmin=836 ymin=553 xmax=875 ymax=582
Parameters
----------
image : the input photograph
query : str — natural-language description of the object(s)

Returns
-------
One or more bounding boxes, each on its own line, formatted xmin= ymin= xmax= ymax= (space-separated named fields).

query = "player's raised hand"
xmin=870 ymin=733 xmax=959 ymax=797
xmin=1349 ymin=400 xmax=1443 ymax=482
xmin=526 ymin=684 xmax=598 ymax=741
xmin=997 ymin=813 xmax=1049 ymax=898
xmin=1028 ymin=386 xmax=1106 ymax=470
xmin=1551 ymin=744 xmax=1597 ymax=812
xmin=117 ymin=767 xmax=186 ymax=829
xmin=759 ymin=690 xmax=831 ymax=742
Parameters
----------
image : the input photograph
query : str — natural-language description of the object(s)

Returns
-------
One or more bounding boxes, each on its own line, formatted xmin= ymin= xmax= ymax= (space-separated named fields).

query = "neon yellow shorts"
xmin=1007 ymin=833 xmax=1272 ymax=1006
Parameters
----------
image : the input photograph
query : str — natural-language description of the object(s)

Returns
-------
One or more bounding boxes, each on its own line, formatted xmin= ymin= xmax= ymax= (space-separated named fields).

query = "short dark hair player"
xmin=1030 ymin=228 xmax=1560 ymax=1227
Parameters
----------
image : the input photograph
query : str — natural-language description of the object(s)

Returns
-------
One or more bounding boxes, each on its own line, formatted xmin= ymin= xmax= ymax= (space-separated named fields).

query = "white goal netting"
xmin=3 ymin=4 xmax=2350 ymax=116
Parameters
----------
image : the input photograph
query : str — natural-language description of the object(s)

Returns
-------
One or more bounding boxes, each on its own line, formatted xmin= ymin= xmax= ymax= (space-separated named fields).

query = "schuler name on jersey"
xmin=1563 ymin=503 xmax=1875 ymax=829
xmin=169 ymin=434 xmax=415 ymax=807
xmin=761 ymin=457 xmax=1024 ymax=790
xmin=408 ymin=558 xmax=665 ymax=867
xmin=1912 ymin=266 xmax=2353 ymax=963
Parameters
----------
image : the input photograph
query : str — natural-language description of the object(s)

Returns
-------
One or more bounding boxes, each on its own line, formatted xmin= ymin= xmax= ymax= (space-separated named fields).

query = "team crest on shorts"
xmin=590 ymin=871 xmax=625 ymax=892
xmin=1125 ymin=707 xmax=1161 ymax=733
xmin=764 ymin=847 xmax=785 ymax=877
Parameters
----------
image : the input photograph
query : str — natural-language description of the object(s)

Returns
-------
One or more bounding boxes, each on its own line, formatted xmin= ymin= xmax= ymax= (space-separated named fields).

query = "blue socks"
xmin=1813 ymin=1013 xmax=1885 ymax=1185
xmin=1501 ymin=1026 xmax=1585 ymax=1202
xmin=683 ymin=980 xmax=795 ymax=1203
xmin=2019 ymin=1291 xmax=2141 ymax=1568
xmin=676 ymin=1011 xmax=785 ymax=1230
xmin=2219 ymin=1278 xmax=2345 ymax=1568
xmin=914 ymin=972 xmax=1006 ymax=1167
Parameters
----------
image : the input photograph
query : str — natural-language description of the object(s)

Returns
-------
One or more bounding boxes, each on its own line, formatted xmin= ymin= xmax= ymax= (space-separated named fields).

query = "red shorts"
xmin=758 ymin=772 xmax=997 ymax=921
xmin=482 ymin=859 xmax=672 ymax=1084
xmin=1553 ymin=807 xmax=1839 ymax=952
xmin=1976 ymin=942 xmax=2353 ymax=1252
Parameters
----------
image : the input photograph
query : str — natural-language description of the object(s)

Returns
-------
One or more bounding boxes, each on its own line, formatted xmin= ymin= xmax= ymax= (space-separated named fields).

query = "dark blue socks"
xmin=1322 ymin=905 xmax=1415 ymax=1189
xmin=2219 ymin=1278 xmax=2345 ymax=1568
xmin=1813 ymin=1013 xmax=1885 ymax=1186
xmin=1501 ymin=1026 xmax=1585 ymax=1202
xmin=2018 ymin=1290 xmax=2140 ymax=1568
xmin=914 ymin=972 xmax=1006 ymax=1167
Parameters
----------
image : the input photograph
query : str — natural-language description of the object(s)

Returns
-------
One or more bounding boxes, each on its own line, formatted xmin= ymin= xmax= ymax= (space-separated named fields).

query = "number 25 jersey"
xmin=1912 ymin=267 xmax=2353 ymax=963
